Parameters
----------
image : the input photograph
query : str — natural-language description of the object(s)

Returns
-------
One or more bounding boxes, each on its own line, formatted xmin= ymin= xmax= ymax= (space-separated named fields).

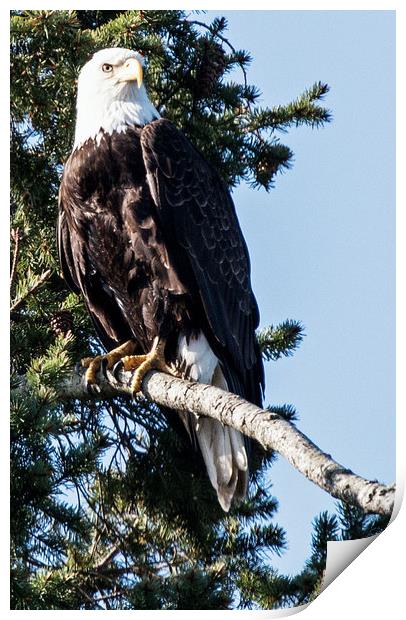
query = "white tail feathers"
xmin=195 ymin=417 xmax=248 ymax=512
xmin=177 ymin=332 xmax=249 ymax=511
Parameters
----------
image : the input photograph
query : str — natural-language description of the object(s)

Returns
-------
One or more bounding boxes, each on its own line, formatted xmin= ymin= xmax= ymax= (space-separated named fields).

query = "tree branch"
xmin=10 ymin=227 xmax=21 ymax=293
xmin=10 ymin=268 xmax=52 ymax=313
xmin=51 ymin=366 xmax=395 ymax=517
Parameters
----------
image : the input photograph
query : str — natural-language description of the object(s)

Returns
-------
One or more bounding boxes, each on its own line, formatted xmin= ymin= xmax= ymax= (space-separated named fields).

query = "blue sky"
xmin=199 ymin=10 xmax=395 ymax=575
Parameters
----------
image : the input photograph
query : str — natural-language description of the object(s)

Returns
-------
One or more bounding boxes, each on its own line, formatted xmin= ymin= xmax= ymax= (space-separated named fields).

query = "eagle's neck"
xmin=73 ymin=84 xmax=160 ymax=149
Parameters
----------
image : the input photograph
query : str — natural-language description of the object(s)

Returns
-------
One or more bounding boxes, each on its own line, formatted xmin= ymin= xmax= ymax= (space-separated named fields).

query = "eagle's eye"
xmin=102 ymin=63 xmax=113 ymax=73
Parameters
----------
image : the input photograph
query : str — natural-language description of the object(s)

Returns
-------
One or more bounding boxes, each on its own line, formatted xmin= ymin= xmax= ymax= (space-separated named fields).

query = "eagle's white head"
xmin=74 ymin=47 xmax=160 ymax=149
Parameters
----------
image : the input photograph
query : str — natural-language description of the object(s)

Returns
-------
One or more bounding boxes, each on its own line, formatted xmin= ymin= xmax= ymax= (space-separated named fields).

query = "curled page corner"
xmin=390 ymin=480 xmax=404 ymax=523
xmin=321 ymin=534 xmax=379 ymax=592
xmin=321 ymin=485 xmax=401 ymax=594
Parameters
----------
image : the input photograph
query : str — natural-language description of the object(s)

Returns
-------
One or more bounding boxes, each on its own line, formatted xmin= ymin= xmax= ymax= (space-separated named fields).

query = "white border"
xmin=4 ymin=2 xmax=403 ymax=618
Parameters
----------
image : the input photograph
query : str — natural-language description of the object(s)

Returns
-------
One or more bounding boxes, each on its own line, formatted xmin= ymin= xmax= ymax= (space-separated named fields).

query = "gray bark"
xmin=53 ymin=365 xmax=395 ymax=517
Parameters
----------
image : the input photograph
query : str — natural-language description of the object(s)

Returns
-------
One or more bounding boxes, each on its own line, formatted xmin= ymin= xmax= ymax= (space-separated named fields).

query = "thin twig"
xmin=94 ymin=545 xmax=122 ymax=571
xmin=10 ymin=228 xmax=21 ymax=293
xmin=10 ymin=268 xmax=52 ymax=313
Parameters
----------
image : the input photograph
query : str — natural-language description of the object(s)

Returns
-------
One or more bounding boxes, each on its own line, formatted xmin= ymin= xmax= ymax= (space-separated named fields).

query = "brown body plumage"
xmin=59 ymin=120 xmax=263 ymax=404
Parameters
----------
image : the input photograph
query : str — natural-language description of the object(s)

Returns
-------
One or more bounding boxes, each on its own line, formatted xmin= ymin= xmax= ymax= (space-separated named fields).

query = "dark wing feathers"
xmin=57 ymin=165 xmax=134 ymax=350
xmin=141 ymin=119 xmax=264 ymax=405
xmin=57 ymin=208 xmax=81 ymax=295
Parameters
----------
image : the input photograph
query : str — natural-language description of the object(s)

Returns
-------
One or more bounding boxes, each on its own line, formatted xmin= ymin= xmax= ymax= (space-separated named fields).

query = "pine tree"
xmin=238 ymin=503 xmax=390 ymax=609
xmin=11 ymin=10 xmax=336 ymax=610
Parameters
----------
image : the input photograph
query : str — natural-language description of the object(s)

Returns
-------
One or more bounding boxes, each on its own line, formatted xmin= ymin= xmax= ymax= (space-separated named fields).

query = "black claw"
xmin=100 ymin=358 xmax=109 ymax=378
xmin=85 ymin=381 xmax=101 ymax=395
xmin=112 ymin=360 xmax=124 ymax=381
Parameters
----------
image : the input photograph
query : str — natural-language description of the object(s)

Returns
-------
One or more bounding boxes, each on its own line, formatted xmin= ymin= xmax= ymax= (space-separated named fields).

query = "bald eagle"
xmin=58 ymin=48 xmax=264 ymax=511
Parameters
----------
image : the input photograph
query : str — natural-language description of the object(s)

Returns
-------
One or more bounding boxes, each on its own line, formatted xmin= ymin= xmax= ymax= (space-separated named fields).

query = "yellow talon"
xmin=81 ymin=337 xmax=177 ymax=396
xmin=81 ymin=340 xmax=136 ymax=391
xmin=116 ymin=337 xmax=175 ymax=395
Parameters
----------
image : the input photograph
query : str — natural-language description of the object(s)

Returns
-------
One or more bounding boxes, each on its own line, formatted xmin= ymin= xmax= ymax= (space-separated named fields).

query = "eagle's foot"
xmin=81 ymin=340 xmax=136 ymax=393
xmin=114 ymin=337 xmax=174 ymax=395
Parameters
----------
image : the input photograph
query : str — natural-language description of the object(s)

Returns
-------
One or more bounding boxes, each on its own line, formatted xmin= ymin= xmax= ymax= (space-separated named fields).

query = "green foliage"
xmin=267 ymin=404 xmax=299 ymax=423
xmin=250 ymin=81 xmax=331 ymax=133
xmin=257 ymin=320 xmax=305 ymax=362
xmin=10 ymin=9 xmax=331 ymax=191
xmin=10 ymin=9 xmax=334 ymax=610
xmin=240 ymin=503 xmax=389 ymax=609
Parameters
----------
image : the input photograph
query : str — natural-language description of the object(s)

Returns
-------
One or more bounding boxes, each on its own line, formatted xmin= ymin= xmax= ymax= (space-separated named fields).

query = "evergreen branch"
xmin=10 ymin=227 xmax=21 ymax=293
xmin=94 ymin=545 xmax=122 ymax=571
xmin=257 ymin=320 xmax=305 ymax=361
xmin=189 ymin=18 xmax=250 ymax=94
xmin=10 ymin=268 xmax=52 ymax=313
xmin=28 ymin=366 xmax=396 ymax=518
xmin=267 ymin=404 xmax=298 ymax=423
xmin=248 ymin=83 xmax=332 ymax=133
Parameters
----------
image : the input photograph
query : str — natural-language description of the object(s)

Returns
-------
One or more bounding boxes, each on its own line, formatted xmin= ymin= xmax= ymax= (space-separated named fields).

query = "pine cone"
xmin=50 ymin=310 xmax=73 ymax=337
xmin=256 ymin=160 xmax=278 ymax=187
xmin=194 ymin=39 xmax=227 ymax=100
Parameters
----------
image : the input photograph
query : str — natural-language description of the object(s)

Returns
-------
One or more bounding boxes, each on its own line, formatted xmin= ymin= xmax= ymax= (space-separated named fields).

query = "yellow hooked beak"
xmin=117 ymin=57 xmax=143 ymax=88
